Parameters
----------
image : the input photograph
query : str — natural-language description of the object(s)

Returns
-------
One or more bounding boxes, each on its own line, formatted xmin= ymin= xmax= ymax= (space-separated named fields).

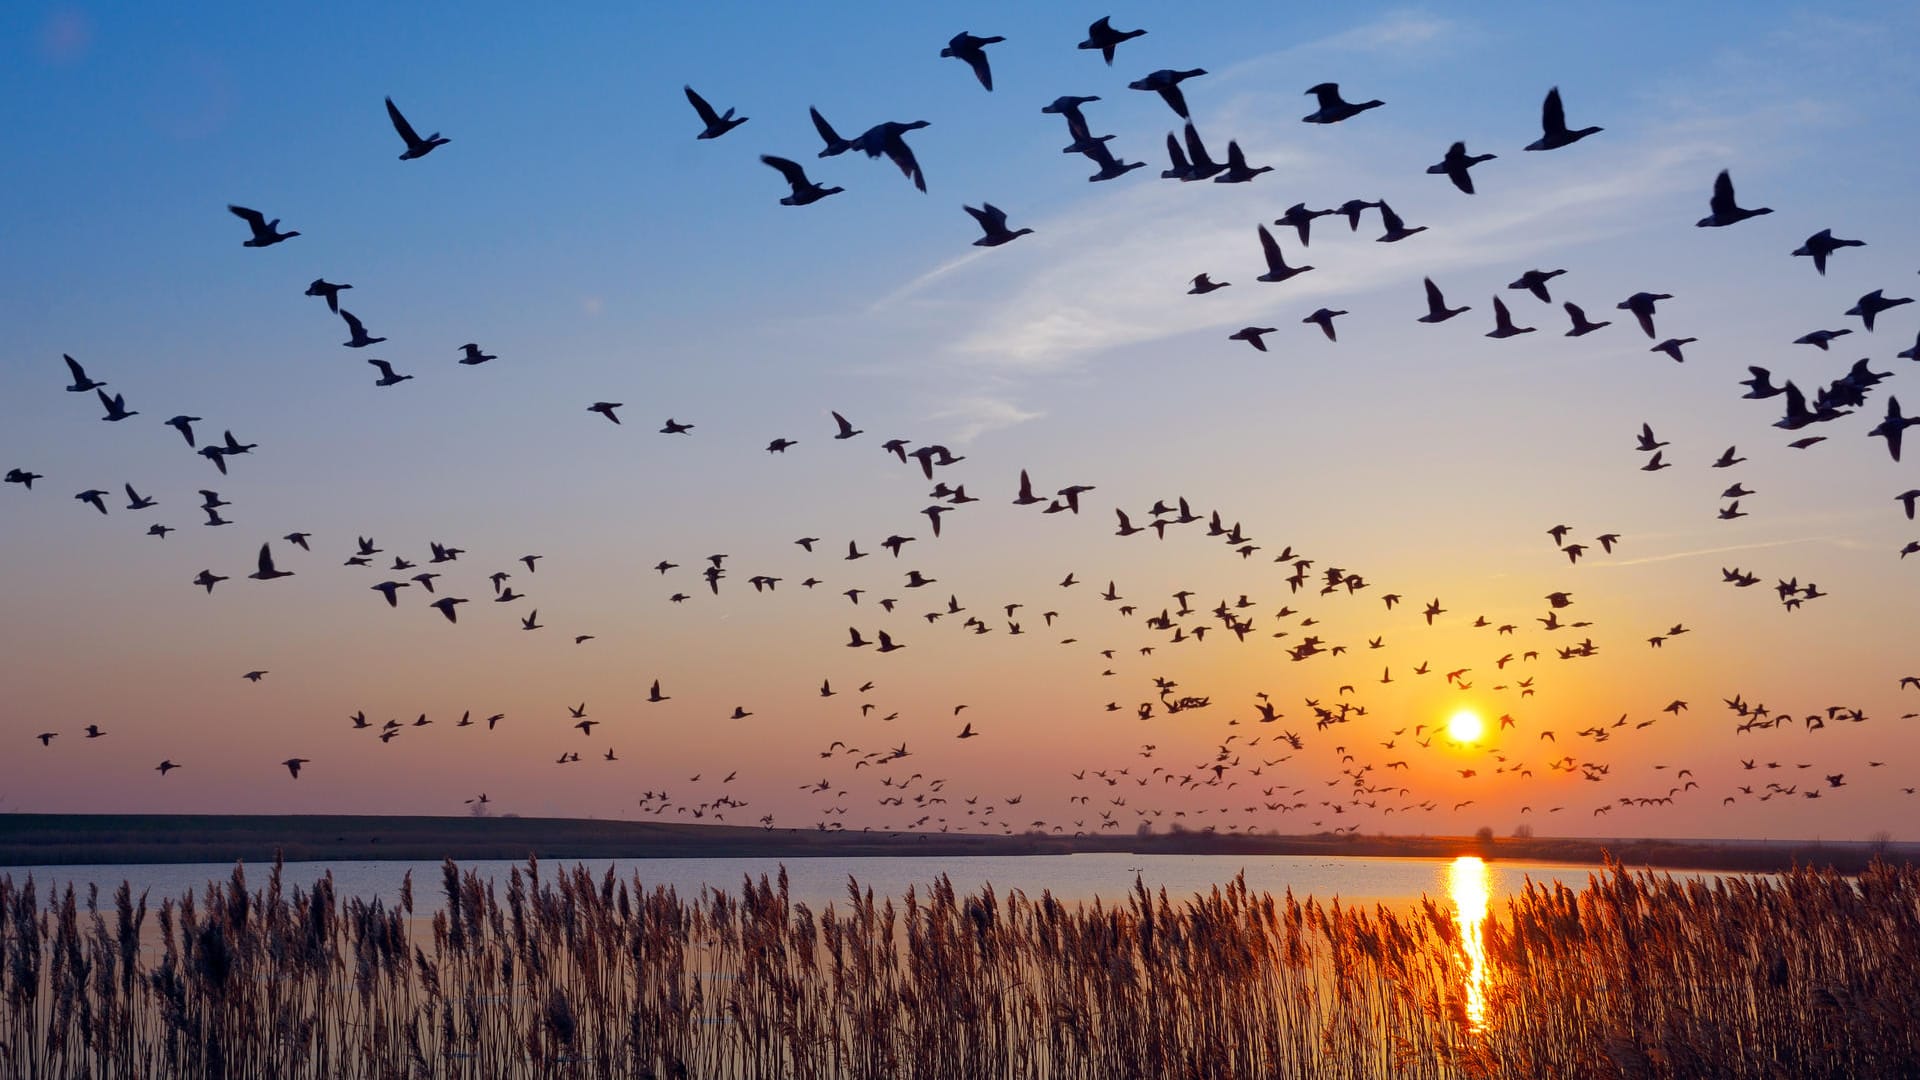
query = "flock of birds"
xmin=5 ymin=15 xmax=1918 ymax=840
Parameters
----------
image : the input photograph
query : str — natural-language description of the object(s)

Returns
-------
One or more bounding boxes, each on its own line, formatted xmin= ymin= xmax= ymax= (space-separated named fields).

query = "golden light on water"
xmin=1446 ymin=708 xmax=1485 ymax=744
xmin=1448 ymin=855 xmax=1491 ymax=1030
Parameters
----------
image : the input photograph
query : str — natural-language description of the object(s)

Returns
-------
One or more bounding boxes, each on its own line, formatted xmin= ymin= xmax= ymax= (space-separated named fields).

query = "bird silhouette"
xmin=1524 ymin=87 xmax=1601 ymax=151
xmin=228 ymin=204 xmax=299 ymax=246
xmin=684 ymin=85 xmax=747 ymax=139
xmin=760 ymin=155 xmax=843 ymax=206
xmin=1696 ymin=170 xmax=1771 ymax=227
xmin=1427 ymin=141 xmax=1495 ymax=193
xmin=385 ymin=96 xmax=450 ymax=159
xmin=940 ymin=31 xmax=1004 ymax=90
xmin=1302 ymin=83 xmax=1383 ymax=124
xmin=1078 ymin=17 xmax=1145 ymax=64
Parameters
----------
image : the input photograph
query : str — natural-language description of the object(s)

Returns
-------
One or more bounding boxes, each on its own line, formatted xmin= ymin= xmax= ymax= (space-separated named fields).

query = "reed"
xmin=1 ymin=855 xmax=1915 ymax=1078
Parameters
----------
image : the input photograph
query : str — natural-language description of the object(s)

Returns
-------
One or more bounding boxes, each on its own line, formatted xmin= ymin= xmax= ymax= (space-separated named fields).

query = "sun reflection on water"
xmin=1448 ymin=856 xmax=1491 ymax=1030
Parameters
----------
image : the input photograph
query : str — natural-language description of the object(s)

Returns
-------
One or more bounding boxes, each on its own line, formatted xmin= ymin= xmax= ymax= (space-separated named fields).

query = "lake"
xmin=1 ymin=850 xmax=1627 ymax=911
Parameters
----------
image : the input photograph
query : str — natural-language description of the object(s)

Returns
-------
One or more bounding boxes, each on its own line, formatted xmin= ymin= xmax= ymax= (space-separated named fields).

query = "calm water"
xmin=1 ymin=852 xmax=1623 ymax=912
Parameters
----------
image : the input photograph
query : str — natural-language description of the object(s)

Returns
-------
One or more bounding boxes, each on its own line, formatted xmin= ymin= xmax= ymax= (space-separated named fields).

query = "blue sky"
xmin=1 ymin=2 xmax=1917 ymax=839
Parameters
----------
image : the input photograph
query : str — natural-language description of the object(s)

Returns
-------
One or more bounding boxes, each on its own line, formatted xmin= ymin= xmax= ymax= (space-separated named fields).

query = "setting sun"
xmin=1446 ymin=708 xmax=1485 ymax=744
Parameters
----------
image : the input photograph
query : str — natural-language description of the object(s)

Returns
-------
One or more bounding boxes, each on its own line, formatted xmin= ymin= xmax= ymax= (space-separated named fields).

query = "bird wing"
xmin=369 ymin=359 xmax=395 ymax=377
xmin=341 ymin=310 xmax=366 ymax=335
xmin=1423 ymin=277 xmax=1445 ymax=312
xmin=1541 ymin=88 xmax=1566 ymax=135
xmin=810 ymin=107 xmax=843 ymax=147
xmin=1709 ymin=170 xmax=1736 ymax=216
xmin=882 ymin=135 xmax=926 ymax=192
xmin=962 ymin=49 xmax=993 ymax=91
xmin=684 ymin=85 xmax=721 ymax=126
xmin=832 ymin=410 xmax=854 ymax=436
xmin=64 ymin=354 xmax=88 ymax=382
xmin=385 ymin=97 xmax=423 ymax=145
xmin=257 ymin=544 xmax=277 ymax=575
xmin=1257 ymin=224 xmax=1283 ymax=271
xmin=227 ymin=204 xmax=266 ymax=228
xmin=760 ymin=154 xmax=807 ymax=187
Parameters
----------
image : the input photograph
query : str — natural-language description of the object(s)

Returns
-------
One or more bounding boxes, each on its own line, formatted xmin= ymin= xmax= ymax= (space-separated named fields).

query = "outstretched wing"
xmin=1541 ymin=87 xmax=1566 ymax=135
xmin=385 ymin=96 xmax=422 ymax=145
xmin=760 ymin=154 xmax=807 ymax=187
xmin=684 ymin=85 xmax=721 ymax=126
xmin=227 ymin=204 xmax=266 ymax=229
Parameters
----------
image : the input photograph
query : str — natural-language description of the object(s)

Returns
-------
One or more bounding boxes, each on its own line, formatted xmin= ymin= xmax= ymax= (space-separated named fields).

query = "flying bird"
xmin=305 ymin=279 xmax=350 ymax=312
xmin=939 ymin=31 xmax=1004 ymax=90
xmin=1128 ymin=69 xmax=1207 ymax=119
xmin=62 ymin=354 xmax=106 ymax=392
xmin=1078 ymin=16 xmax=1145 ymax=64
xmin=1696 ymin=170 xmax=1771 ymax=227
xmin=367 ymin=359 xmax=412 ymax=387
xmin=1255 ymin=225 xmax=1313 ymax=283
xmin=340 ymin=310 xmax=386 ymax=348
xmin=1427 ymin=141 xmax=1495 ymax=193
xmin=760 ymin=155 xmax=842 ymax=206
xmin=385 ymin=96 xmax=450 ymax=159
xmin=964 ymin=203 xmax=1032 ymax=247
xmin=1791 ymin=229 xmax=1864 ymax=276
xmin=683 ymin=86 xmax=747 ymax=139
xmin=1524 ymin=87 xmax=1601 ymax=151
xmin=227 ymin=204 xmax=299 ymax=247
xmin=1302 ymin=83 xmax=1383 ymax=124
xmin=248 ymin=544 xmax=293 ymax=581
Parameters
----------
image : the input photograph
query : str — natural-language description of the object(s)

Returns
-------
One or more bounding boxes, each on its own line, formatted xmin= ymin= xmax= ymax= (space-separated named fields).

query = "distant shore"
xmin=1 ymin=813 xmax=1909 ymax=874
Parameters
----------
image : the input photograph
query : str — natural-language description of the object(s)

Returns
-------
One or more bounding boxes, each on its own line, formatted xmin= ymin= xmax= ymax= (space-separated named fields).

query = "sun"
xmin=1446 ymin=708 xmax=1485 ymax=744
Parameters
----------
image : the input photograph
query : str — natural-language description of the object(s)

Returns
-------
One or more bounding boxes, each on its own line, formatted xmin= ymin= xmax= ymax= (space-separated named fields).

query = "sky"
xmin=2 ymin=2 xmax=1917 ymax=842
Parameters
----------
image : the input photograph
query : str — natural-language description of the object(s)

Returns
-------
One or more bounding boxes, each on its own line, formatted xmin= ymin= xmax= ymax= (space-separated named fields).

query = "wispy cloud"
xmin=924 ymin=393 xmax=1045 ymax=444
xmin=1593 ymin=536 xmax=1856 ymax=568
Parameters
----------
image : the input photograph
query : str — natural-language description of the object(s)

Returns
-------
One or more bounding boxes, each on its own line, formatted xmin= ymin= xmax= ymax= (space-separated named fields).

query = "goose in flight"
xmin=1274 ymin=204 xmax=1333 ymax=247
xmin=1486 ymin=296 xmax=1535 ymax=338
xmin=62 ymin=354 xmax=106 ymax=392
xmin=940 ymin=31 xmax=1004 ymax=90
xmin=305 ymin=279 xmax=350 ymax=312
xmin=243 ymin=670 xmax=268 ymax=682
xmin=368 ymin=359 xmax=412 ymax=387
xmin=75 ymin=488 xmax=109 ymax=514
xmin=1212 ymin=141 xmax=1269 ymax=183
xmin=1229 ymin=326 xmax=1277 ymax=351
xmin=1079 ymin=140 xmax=1143 ymax=182
xmin=1509 ymin=268 xmax=1566 ymax=303
xmin=5 ymin=469 xmax=43 ymax=489
xmin=660 ymin=418 xmax=694 ymax=434
xmin=371 ymin=580 xmax=408 ymax=606
xmin=809 ymin=106 xmax=852 ymax=157
xmin=850 ymin=121 xmax=930 ymax=192
xmin=1793 ymin=329 xmax=1850 ymax=350
xmin=1427 ymin=141 xmax=1495 ymax=193
xmin=760 ymin=155 xmax=842 ymax=206
xmin=340 ymin=310 xmax=386 ymax=348
xmin=1417 ymin=278 xmax=1469 ymax=323
xmin=1129 ymin=68 xmax=1206 ymax=119
xmin=831 ymin=410 xmax=862 ymax=439
xmin=193 ymin=569 xmax=227 ymax=593
xmin=1791 ymin=229 xmax=1863 ymax=276
xmin=1563 ymin=302 xmax=1610 ymax=336
xmin=156 ymin=760 xmax=179 ymax=775
xmin=1617 ymin=292 xmax=1671 ymax=338
xmin=1374 ymin=201 xmax=1420 ymax=242
xmin=1846 ymin=289 xmax=1913 ymax=331
xmin=1255 ymin=225 xmax=1312 ymax=283
xmin=249 ymin=543 xmax=294 ymax=580
xmin=1696 ymin=169 xmax=1770 ymax=227
xmin=964 ymin=203 xmax=1033 ymax=246
xmin=458 ymin=343 xmax=495 ymax=365
xmin=1303 ymin=308 xmax=1346 ymax=342
xmin=1302 ymin=83 xmax=1382 ymax=124
xmin=429 ymin=596 xmax=467 ymax=623
xmin=1524 ymin=87 xmax=1601 ymax=151
xmin=588 ymin=402 xmax=623 ymax=424
xmin=282 ymin=757 xmax=309 ymax=779
xmin=1189 ymin=273 xmax=1229 ymax=294
xmin=166 ymin=415 xmax=202 ymax=446
xmin=1650 ymin=337 xmax=1695 ymax=362
xmin=1078 ymin=16 xmax=1145 ymax=64
xmin=228 ymin=204 xmax=299 ymax=246
xmin=683 ymin=85 xmax=747 ymax=139
xmin=97 ymin=389 xmax=137 ymax=421
xmin=1868 ymin=397 xmax=1917 ymax=462
xmin=385 ymin=96 xmax=450 ymax=159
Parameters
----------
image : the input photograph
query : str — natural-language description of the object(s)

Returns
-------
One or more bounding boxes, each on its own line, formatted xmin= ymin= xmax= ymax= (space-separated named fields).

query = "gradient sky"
xmin=2 ymin=2 xmax=1917 ymax=842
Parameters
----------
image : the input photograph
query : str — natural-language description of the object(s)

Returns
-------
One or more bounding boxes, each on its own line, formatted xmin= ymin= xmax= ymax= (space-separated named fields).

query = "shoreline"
xmin=2 ymin=813 xmax=1910 ymax=874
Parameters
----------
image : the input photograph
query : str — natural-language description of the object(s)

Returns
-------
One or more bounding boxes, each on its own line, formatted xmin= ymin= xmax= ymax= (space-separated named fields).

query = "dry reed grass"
xmin=2 ymin=856 xmax=1915 ymax=1078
